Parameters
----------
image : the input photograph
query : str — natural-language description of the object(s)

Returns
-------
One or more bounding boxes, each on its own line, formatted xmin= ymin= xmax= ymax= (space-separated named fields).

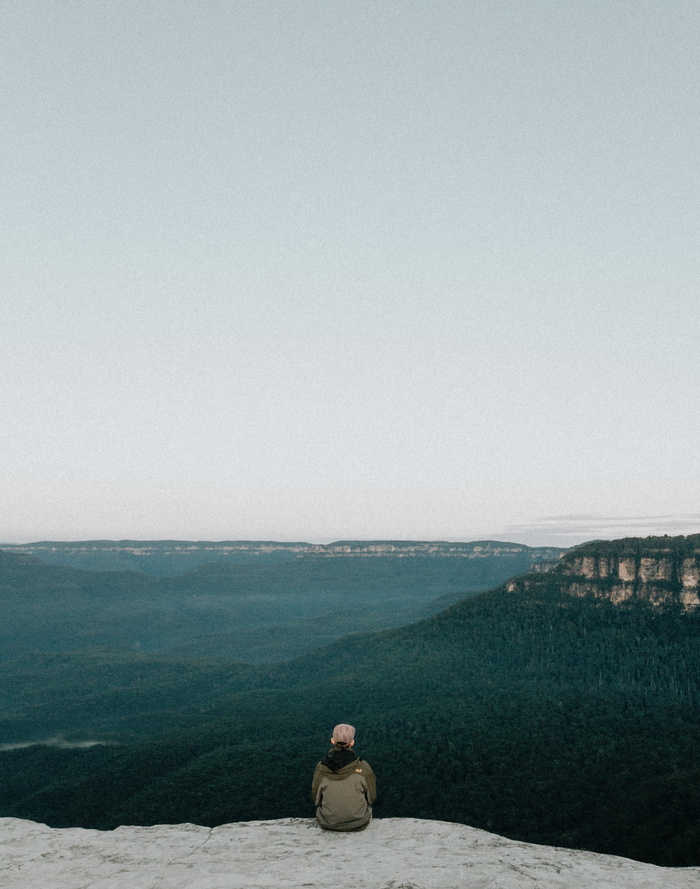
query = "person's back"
xmin=311 ymin=723 xmax=376 ymax=831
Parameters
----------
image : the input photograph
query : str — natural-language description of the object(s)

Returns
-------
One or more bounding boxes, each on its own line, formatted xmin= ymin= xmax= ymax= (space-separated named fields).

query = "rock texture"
xmin=506 ymin=534 xmax=700 ymax=609
xmin=1 ymin=817 xmax=697 ymax=889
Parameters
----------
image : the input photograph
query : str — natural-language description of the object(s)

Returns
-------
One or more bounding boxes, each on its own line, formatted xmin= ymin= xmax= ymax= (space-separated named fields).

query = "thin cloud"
xmin=502 ymin=514 xmax=700 ymax=547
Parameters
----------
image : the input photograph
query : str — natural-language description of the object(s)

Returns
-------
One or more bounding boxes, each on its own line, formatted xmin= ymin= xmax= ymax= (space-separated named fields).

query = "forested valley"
xmin=1 ymin=541 xmax=699 ymax=867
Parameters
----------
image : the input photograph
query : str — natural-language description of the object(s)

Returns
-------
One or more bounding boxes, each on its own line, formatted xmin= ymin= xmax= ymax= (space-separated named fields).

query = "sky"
xmin=2 ymin=1 xmax=699 ymax=548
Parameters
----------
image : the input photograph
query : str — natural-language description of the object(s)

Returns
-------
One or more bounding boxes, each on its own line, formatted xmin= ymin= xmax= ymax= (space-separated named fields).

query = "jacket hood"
xmin=318 ymin=748 xmax=363 ymax=780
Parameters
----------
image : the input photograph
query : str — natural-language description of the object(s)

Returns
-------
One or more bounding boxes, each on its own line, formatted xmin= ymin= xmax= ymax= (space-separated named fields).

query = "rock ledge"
xmin=0 ymin=816 xmax=697 ymax=889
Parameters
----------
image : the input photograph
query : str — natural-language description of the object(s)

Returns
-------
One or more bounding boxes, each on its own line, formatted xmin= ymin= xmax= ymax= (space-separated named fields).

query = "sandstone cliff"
xmin=305 ymin=540 xmax=562 ymax=561
xmin=507 ymin=534 xmax=700 ymax=609
xmin=0 ymin=538 xmax=564 ymax=575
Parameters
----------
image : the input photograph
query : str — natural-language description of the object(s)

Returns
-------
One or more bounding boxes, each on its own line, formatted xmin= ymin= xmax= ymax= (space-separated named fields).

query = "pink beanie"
xmin=332 ymin=723 xmax=356 ymax=744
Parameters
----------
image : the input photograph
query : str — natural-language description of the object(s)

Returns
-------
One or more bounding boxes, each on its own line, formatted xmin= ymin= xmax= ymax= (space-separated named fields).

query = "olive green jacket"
xmin=312 ymin=752 xmax=377 ymax=832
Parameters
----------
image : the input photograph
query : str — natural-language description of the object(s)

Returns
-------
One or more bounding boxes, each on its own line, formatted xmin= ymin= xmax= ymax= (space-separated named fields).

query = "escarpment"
xmin=507 ymin=534 xmax=700 ymax=609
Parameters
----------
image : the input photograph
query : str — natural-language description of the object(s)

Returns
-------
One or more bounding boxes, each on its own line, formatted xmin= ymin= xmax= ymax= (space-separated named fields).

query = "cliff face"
xmin=306 ymin=540 xmax=563 ymax=561
xmin=508 ymin=535 xmax=700 ymax=609
xmin=0 ymin=539 xmax=564 ymax=576
xmin=0 ymin=539 xmax=563 ymax=560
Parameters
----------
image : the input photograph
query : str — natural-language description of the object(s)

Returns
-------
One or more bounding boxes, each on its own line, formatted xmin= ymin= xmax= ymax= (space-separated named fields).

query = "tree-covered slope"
xmin=0 ymin=545 xmax=560 ymax=663
xmin=3 ymin=576 xmax=698 ymax=866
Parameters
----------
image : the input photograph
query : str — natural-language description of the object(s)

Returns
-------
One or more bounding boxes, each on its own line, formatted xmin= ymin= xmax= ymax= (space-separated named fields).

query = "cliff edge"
xmin=0 ymin=816 xmax=697 ymax=889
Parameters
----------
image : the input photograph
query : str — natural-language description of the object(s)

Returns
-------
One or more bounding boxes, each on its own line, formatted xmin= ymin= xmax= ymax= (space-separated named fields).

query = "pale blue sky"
xmin=2 ymin=1 xmax=699 ymax=546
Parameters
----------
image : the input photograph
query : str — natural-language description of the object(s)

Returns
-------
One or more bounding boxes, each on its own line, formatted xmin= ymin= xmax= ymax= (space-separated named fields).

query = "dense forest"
xmin=2 ymin=559 xmax=699 ymax=867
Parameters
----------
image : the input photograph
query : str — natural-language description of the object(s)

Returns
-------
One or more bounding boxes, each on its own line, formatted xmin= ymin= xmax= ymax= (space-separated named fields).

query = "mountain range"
xmin=1 ymin=534 xmax=698 ymax=867
xmin=0 ymin=540 xmax=562 ymax=664
xmin=0 ymin=538 xmax=563 ymax=576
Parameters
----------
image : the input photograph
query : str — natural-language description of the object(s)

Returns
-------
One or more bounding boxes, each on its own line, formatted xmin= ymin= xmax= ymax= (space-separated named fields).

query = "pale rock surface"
xmin=1 ymin=817 xmax=699 ymax=889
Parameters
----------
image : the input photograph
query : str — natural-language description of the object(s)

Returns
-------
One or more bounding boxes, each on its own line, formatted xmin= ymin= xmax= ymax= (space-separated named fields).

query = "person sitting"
xmin=311 ymin=723 xmax=377 ymax=831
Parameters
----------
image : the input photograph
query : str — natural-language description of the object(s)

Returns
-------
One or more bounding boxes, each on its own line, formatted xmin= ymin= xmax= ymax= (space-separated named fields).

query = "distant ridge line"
xmin=0 ymin=538 xmax=564 ymax=550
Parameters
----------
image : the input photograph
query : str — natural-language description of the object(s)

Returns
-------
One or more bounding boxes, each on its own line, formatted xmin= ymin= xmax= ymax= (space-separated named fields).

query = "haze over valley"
xmin=0 ymin=539 xmax=561 ymax=662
